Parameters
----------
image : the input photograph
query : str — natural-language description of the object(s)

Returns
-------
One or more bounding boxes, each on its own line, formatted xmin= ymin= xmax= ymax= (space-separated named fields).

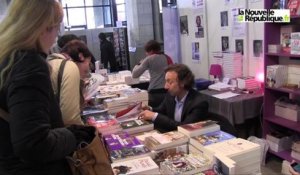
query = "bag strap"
xmin=56 ymin=59 xmax=67 ymax=104
xmin=0 ymin=108 xmax=9 ymax=122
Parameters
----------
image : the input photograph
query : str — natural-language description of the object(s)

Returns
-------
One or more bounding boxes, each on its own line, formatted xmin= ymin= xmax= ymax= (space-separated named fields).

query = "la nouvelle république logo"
xmin=238 ymin=9 xmax=290 ymax=23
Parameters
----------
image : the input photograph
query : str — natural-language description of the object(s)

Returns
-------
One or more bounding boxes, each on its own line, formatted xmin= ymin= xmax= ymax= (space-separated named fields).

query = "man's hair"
xmin=57 ymin=34 xmax=79 ymax=49
xmin=144 ymin=40 xmax=161 ymax=53
xmin=165 ymin=64 xmax=195 ymax=90
xmin=61 ymin=40 xmax=92 ymax=63
xmin=98 ymin=33 xmax=106 ymax=40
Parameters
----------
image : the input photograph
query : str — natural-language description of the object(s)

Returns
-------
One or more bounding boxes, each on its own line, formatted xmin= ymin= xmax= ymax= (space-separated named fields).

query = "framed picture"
xmin=253 ymin=40 xmax=263 ymax=57
xmin=235 ymin=39 xmax=244 ymax=55
xmin=221 ymin=36 xmax=229 ymax=51
xmin=180 ymin=16 xmax=189 ymax=35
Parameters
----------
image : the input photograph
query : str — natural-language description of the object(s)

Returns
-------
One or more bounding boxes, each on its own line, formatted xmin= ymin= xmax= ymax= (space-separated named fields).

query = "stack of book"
xmin=84 ymin=114 xmax=122 ymax=135
xmin=111 ymin=156 xmax=159 ymax=175
xmin=98 ymin=84 xmax=131 ymax=94
xmin=119 ymin=88 xmax=148 ymax=105
xmin=222 ymin=52 xmax=243 ymax=79
xmin=177 ymin=120 xmax=220 ymax=137
xmin=236 ymin=77 xmax=260 ymax=90
xmin=120 ymin=119 xmax=154 ymax=135
xmin=144 ymin=131 xmax=189 ymax=151
xmin=81 ymin=105 xmax=108 ymax=117
xmin=104 ymin=132 xmax=151 ymax=163
xmin=160 ymin=153 xmax=211 ymax=175
xmin=189 ymin=130 xmax=236 ymax=152
xmin=204 ymin=138 xmax=261 ymax=174
xmin=103 ymin=89 xmax=148 ymax=114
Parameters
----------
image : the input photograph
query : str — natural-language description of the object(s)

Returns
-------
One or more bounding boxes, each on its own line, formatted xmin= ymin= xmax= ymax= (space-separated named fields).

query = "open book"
xmin=84 ymin=73 xmax=105 ymax=100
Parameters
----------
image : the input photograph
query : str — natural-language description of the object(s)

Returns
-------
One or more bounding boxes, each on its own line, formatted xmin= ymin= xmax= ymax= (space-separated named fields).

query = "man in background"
xmin=98 ymin=33 xmax=117 ymax=72
xmin=139 ymin=64 xmax=209 ymax=133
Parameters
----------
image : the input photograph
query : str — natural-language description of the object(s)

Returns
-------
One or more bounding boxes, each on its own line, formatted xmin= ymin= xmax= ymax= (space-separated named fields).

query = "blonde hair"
xmin=0 ymin=0 xmax=63 ymax=88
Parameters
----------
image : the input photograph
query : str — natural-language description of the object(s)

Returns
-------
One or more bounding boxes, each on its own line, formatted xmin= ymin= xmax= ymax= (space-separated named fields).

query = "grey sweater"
xmin=132 ymin=54 xmax=168 ymax=90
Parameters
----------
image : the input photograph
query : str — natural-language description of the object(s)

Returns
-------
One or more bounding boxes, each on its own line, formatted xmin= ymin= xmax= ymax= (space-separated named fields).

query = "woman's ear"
xmin=78 ymin=53 xmax=85 ymax=62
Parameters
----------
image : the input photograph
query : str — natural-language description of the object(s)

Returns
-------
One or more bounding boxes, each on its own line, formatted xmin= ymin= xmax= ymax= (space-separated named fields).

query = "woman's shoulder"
xmin=13 ymin=50 xmax=48 ymax=70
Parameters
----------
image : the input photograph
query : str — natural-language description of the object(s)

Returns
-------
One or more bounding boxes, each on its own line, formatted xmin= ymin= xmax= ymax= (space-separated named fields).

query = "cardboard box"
xmin=275 ymin=104 xmax=300 ymax=122
xmin=266 ymin=134 xmax=292 ymax=152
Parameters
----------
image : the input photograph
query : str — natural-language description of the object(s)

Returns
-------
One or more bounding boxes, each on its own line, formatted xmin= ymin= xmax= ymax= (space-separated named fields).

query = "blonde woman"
xmin=0 ymin=0 xmax=92 ymax=174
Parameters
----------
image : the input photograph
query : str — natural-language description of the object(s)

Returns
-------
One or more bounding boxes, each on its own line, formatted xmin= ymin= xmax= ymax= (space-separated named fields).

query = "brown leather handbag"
xmin=67 ymin=130 xmax=113 ymax=175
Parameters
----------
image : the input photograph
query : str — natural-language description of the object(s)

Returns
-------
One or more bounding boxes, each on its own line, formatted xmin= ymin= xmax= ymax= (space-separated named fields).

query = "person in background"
xmin=138 ymin=64 xmax=209 ymax=133
xmin=98 ymin=32 xmax=117 ymax=72
xmin=132 ymin=40 xmax=173 ymax=108
xmin=0 ymin=0 xmax=93 ymax=174
xmin=48 ymin=40 xmax=93 ymax=126
xmin=56 ymin=34 xmax=96 ymax=72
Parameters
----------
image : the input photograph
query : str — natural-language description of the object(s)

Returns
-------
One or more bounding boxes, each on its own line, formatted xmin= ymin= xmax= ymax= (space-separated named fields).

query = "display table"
xmin=199 ymin=89 xmax=263 ymax=125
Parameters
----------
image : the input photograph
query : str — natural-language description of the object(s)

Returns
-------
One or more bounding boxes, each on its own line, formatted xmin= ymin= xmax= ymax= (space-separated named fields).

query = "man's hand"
xmin=139 ymin=110 xmax=155 ymax=121
xmin=141 ymin=105 xmax=152 ymax=111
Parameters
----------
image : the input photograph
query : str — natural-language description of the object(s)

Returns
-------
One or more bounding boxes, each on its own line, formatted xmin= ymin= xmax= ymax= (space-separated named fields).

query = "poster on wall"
xmin=194 ymin=14 xmax=204 ymax=38
xmin=180 ymin=16 xmax=189 ymax=35
xmin=253 ymin=40 xmax=263 ymax=57
xmin=192 ymin=42 xmax=200 ymax=62
xmin=222 ymin=36 xmax=229 ymax=52
xmin=235 ymin=39 xmax=244 ymax=55
xmin=192 ymin=0 xmax=204 ymax=9
xmin=232 ymin=8 xmax=246 ymax=37
xmin=220 ymin=11 xmax=228 ymax=27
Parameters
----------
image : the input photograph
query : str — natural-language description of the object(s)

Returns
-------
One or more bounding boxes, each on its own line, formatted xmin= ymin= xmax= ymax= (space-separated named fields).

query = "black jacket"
xmin=153 ymin=89 xmax=209 ymax=133
xmin=0 ymin=50 xmax=76 ymax=175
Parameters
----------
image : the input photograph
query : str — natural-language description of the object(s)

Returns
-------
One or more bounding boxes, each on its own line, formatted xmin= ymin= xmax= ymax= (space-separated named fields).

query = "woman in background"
xmin=132 ymin=40 xmax=173 ymax=108
xmin=0 ymin=0 xmax=92 ymax=174
xmin=48 ymin=40 xmax=93 ymax=126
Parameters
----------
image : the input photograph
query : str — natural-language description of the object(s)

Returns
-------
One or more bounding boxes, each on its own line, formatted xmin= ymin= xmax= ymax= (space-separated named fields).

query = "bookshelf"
xmin=264 ymin=0 xmax=300 ymax=163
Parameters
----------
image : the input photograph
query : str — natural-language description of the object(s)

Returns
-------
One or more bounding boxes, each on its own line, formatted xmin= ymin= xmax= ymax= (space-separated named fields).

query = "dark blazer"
xmin=153 ymin=88 xmax=209 ymax=133
xmin=0 ymin=51 xmax=76 ymax=175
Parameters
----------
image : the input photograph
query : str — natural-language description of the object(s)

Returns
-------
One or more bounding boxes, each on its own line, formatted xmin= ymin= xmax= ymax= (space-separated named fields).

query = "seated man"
xmin=139 ymin=64 xmax=209 ymax=133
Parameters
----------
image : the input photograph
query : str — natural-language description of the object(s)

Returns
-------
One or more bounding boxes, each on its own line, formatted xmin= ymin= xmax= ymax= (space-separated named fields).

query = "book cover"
xmin=111 ymin=156 xmax=159 ymax=175
xmin=104 ymin=132 xmax=142 ymax=151
xmin=115 ymin=102 xmax=142 ymax=122
xmin=280 ymin=25 xmax=300 ymax=53
xmin=152 ymin=144 xmax=188 ymax=166
xmin=179 ymin=120 xmax=218 ymax=131
xmin=160 ymin=153 xmax=211 ymax=175
xmin=291 ymin=32 xmax=300 ymax=55
xmin=205 ymin=138 xmax=260 ymax=158
xmin=84 ymin=73 xmax=105 ymax=100
xmin=191 ymin=130 xmax=236 ymax=146
xmin=120 ymin=119 xmax=152 ymax=130
xmin=288 ymin=0 xmax=300 ymax=16
xmin=120 ymin=119 xmax=154 ymax=135
xmin=81 ymin=105 xmax=108 ymax=117
xmin=178 ymin=120 xmax=220 ymax=137
xmin=145 ymin=131 xmax=189 ymax=150
xmin=84 ymin=115 xmax=120 ymax=133
xmin=110 ymin=145 xmax=151 ymax=162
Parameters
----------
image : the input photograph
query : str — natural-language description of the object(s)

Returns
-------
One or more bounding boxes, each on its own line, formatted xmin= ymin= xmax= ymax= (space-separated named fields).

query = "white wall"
xmin=248 ymin=0 xmax=264 ymax=77
xmin=176 ymin=1 xmax=210 ymax=79
xmin=177 ymin=0 xmax=264 ymax=79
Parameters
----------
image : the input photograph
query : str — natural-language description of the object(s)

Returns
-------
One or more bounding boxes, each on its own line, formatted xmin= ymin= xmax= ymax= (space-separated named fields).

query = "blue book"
xmin=190 ymin=130 xmax=235 ymax=149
